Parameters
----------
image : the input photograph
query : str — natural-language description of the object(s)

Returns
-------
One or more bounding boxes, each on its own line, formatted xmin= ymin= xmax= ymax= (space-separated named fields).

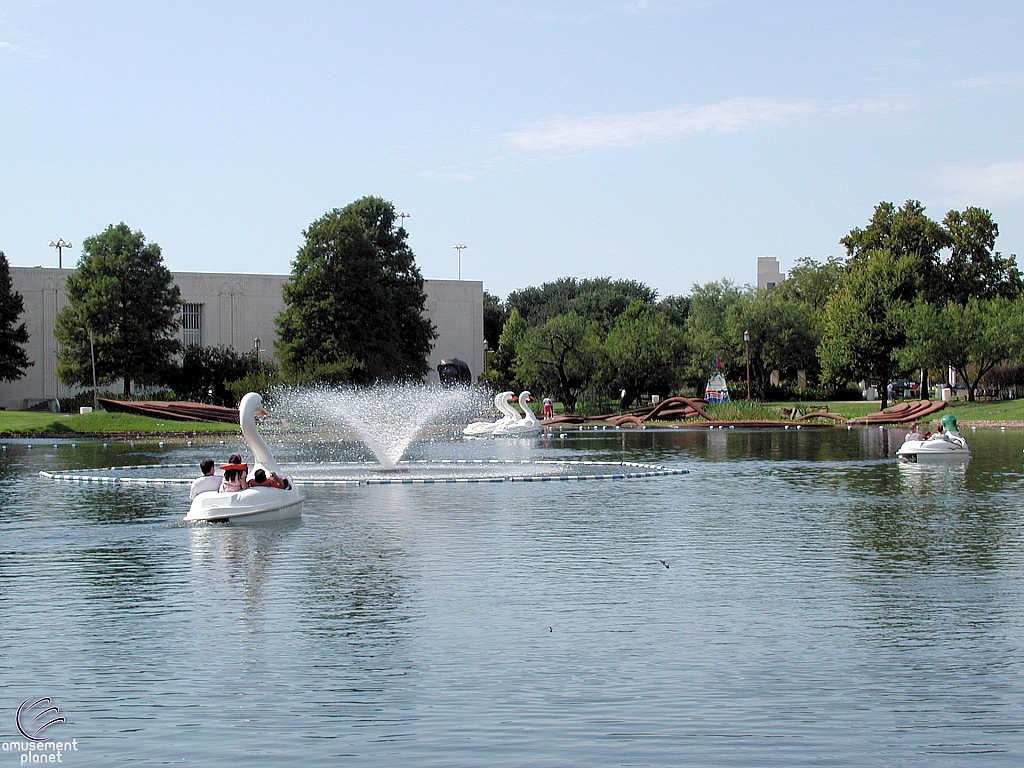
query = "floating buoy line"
xmin=39 ymin=459 xmax=687 ymax=487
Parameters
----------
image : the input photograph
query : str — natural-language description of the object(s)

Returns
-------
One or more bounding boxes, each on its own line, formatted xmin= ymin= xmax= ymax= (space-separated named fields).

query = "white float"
xmin=184 ymin=392 xmax=303 ymax=523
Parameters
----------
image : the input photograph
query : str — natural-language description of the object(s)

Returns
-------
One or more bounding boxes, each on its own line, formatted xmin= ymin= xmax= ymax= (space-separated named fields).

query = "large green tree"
xmin=0 ymin=251 xmax=32 ymax=382
xmin=507 ymin=277 xmax=658 ymax=331
xmin=818 ymin=251 xmax=922 ymax=408
xmin=683 ymin=280 xmax=745 ymax=386
xmin=901 ymin=297 xmax=1024 ymax=402
xmin=943 ymin=207 xmax=1022 ymax=304
xmin=841 ymin=200 xmax=949 ymax=304
xmin=55 ymin=224 xmax=181 ymax=396
xmin=513 ymin=312 xmax=604 ymax=412
xmin=601 ymin=301 xmax=685 ymax=408
xmin=275 ymin=197 xmax=436 ymax=384
xmin=728 ymin=290 xmax=819 ymax=398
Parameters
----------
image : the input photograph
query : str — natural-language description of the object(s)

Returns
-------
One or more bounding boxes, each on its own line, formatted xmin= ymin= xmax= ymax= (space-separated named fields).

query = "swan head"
xmin=238 ymin=392 xmax=266 ymax=427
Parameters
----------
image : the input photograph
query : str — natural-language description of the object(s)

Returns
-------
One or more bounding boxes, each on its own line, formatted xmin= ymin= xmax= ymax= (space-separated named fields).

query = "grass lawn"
xmin=768 ymin=399 xmax=1024 ymax=422
xmin=0 ymin=410 xmax=238 ymax=436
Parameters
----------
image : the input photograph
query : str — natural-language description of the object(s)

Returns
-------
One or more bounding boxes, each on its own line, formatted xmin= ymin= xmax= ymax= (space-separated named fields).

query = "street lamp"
xmin=743 ymin=329 xmax=751 ymax=401
xmin=254 ymin=337 xmax=261 ymax=356
xmin=48 ymin=238 xmax=73 ymax=269
xmin=452 ymin=244 xmax=466 ymax=280
xmin=397 ymin=211 xmax=410 ymax=230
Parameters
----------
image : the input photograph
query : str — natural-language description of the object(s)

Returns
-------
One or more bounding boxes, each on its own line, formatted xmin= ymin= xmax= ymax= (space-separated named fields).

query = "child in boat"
xmin=251 ymin=468 xmax=284 ymax=488
xmin=219 ymin=454 xmax=249 ymax=492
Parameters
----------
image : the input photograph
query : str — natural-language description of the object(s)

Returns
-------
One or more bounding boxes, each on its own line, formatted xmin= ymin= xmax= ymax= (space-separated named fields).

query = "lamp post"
xmin=397 ymin=211 xmax=410 ymax=230
xmin=743 ymin=329 xmax=751 ymax=401
xmin=88 ymin=328 xmax=98 ymax=410
xmin=254 ymin=337 xmax=261 ymax=356
xmin=452 ymin=243 xmax=466 ymax=280
xmin=48 ymin=238 xmax=73 ymax=269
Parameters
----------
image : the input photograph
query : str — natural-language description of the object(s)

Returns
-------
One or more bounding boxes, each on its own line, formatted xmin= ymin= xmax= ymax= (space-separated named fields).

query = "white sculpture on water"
xmin=463 ymin=391 xmax=521 ymax=436
xmin=184 ymin=392 xmax=303 ymax=523
xmin=492 ymin=391 xmax=542 ymax=437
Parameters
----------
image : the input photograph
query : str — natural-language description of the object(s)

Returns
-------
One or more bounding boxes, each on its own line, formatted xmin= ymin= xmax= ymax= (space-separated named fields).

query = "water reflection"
xmin=3 ymin=429 xmax=1024 ymax=765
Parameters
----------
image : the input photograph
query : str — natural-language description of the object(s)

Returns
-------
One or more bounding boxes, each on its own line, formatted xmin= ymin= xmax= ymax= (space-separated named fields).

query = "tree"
xmin=275 ymin=197 xmax=436 ymax=384
xmin=841 ymin=200 xmax=949 ymax=304
xmin=513 ymin=313 xmax=604 ymax=412
xmin=602 ymin=301 xmax=685 ymax=408
xmin=55 ymin=223 xmax=181 ymax=396
xmin=776 ymin=256 xmax=846 ymax=312
xmin=168 ymin=345 xmax=274 ymax=407
xmin=0 ymin=251 xmax=32 ymax=382
xmin=901 ymin=297 xmax=1024 ymax=402
xmin=943 ymin=207 xmax=1022 ymax=304
xmin=684 ymin=280 xmax=745 ymax=386
xmin=818 ymin=251 xmax=921 ymax=408
xmin=507 ymin=277 xmax=658 ymax=331
xmin=727 ymin=290 xmax=819 ymax=398
xmin=482 ymin=290 xmax=507 ymax=352
xmin=483 ymin=307 xmax=527 ymax=391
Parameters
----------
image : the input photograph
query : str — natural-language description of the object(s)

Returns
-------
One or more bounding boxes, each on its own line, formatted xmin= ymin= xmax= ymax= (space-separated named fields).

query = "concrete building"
xmin=0 ymin=266 xmax=483 ymax=410
xmin=756 ymin=257 xmax=785 ymax=289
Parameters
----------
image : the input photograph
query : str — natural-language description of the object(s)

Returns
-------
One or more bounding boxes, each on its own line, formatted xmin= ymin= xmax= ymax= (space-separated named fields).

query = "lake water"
xmin=2 ymin=426 xmax=1023 ymax=766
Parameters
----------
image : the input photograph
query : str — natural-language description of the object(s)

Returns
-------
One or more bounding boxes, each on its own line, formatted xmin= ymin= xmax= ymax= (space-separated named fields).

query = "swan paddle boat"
xmin=184 ymin=392 xmax=303 ymax=523
xmin=463 ymin=391 xmax=520 ymax=436
xmin=896 ymin=413 xmax=970 ymax=461
xmin=492 ymin=390 xmax=543 ymax=437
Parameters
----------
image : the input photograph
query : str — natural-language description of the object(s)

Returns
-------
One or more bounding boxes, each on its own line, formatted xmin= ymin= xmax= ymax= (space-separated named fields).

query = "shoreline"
xmin=4 ymin=421 xmax=1024 ymax=441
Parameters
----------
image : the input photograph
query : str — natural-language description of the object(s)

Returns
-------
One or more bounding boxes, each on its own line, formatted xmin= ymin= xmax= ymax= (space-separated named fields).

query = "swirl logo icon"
xmin=16 ymin=697 xmax=65 ymax=741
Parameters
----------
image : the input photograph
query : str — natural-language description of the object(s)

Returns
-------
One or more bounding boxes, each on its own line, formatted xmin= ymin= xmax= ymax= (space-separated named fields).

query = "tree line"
xmin=483 ymin=200 xmax=1024 ymax=411
xmin=0 ymin=197 xmax=1020 ymax=412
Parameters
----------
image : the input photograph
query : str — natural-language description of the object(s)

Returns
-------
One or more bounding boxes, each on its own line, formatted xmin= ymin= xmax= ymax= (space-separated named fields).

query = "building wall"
xmin=0 ymin=267 xmax=483 ymax=410
xmin=756 ymin=257 xmax=785 ymax=290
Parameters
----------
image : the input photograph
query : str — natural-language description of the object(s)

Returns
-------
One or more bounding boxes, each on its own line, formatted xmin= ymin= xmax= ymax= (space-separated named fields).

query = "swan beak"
xmin=256 ymin=409 xmax=268 ymax=419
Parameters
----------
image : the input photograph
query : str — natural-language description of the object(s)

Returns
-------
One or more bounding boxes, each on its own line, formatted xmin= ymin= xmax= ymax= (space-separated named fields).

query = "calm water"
xmin=2 ymin=426 xmax=1023 ymax=766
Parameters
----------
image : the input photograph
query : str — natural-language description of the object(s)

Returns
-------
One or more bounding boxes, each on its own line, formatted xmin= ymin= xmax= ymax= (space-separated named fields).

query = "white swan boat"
xmin=896 ymin=414 xmax=969 ymax=461
xmin=184 ymin=392 xmax=303 ymax=523
xmin=492 ymin=390 xmax=543 ymax=437
xmin=463 ymin=391 xmax=520 ymax=436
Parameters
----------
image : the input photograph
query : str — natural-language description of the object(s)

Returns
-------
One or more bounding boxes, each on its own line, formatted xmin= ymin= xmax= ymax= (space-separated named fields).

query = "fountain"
xmin=39 ymin=384 xmax=687 ymax=494
xmin=274 ymin=382 xmax=484 ymax=469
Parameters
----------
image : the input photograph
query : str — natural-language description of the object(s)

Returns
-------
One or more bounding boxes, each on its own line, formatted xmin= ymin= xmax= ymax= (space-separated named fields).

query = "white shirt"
xmin=189 ymin=474 xmax=222 ymax=500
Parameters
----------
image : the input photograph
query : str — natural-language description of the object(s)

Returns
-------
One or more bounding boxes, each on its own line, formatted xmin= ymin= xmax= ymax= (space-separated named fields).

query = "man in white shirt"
xmin=189 ymin=459 xmax=222 ymax=499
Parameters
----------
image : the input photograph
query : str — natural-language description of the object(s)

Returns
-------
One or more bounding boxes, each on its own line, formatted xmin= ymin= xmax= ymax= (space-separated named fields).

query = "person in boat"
xmin=250 ymin=468 xmax=283 ymax=488
xmin=903 ymin=423 xmax=921 ymax=443
xmin=219 ymin=454 xmax=249 ymax=493
xmin=189 ymin=459 xmax=221 ymax=499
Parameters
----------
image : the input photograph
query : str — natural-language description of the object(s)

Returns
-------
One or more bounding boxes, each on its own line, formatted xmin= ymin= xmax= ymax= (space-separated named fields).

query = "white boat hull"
xmin=185 ymin=487 xmax=303 ymax=523
xmin=896 ymin=437 xmax=969 ymax=461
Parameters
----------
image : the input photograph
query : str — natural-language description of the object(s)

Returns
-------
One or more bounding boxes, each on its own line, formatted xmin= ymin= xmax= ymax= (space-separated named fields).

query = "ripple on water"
xmin=1 ymin=428 xmax=1023 ymax=765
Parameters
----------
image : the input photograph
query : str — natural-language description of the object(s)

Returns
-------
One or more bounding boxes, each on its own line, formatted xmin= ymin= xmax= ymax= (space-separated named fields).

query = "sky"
xmin=1 ymin=0 xmax=1022 ymax=301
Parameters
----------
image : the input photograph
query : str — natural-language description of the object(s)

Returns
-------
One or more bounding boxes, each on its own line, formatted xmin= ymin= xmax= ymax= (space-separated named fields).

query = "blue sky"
xmin=1 ymin=0 xmax=1022 ymax=300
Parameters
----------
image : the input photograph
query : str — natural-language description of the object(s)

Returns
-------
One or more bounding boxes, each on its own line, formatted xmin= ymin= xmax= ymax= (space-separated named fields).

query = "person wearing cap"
xmin=903 ymin=423 xmax=921 ymax=443
xmin=218 ymin=454 xmax=250 ymax=493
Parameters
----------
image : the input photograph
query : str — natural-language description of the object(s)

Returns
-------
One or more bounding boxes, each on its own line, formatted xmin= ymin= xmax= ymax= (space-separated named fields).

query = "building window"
xmin=182 ymin=303 xmax=203 ymax=347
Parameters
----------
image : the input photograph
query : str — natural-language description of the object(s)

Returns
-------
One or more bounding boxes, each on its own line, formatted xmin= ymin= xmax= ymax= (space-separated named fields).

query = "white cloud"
xmin=826 ymin=97 xmax=918 ymax=116
xmin=503 ymin=95 xmax=913 ymax=154
xmin=504 ymin=98 xmax=818 ymax=153
xmin=938 ymin=160 xmax=1024 ymax=198
xmin=954 ymin=74 xmax=1024 ymax=89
